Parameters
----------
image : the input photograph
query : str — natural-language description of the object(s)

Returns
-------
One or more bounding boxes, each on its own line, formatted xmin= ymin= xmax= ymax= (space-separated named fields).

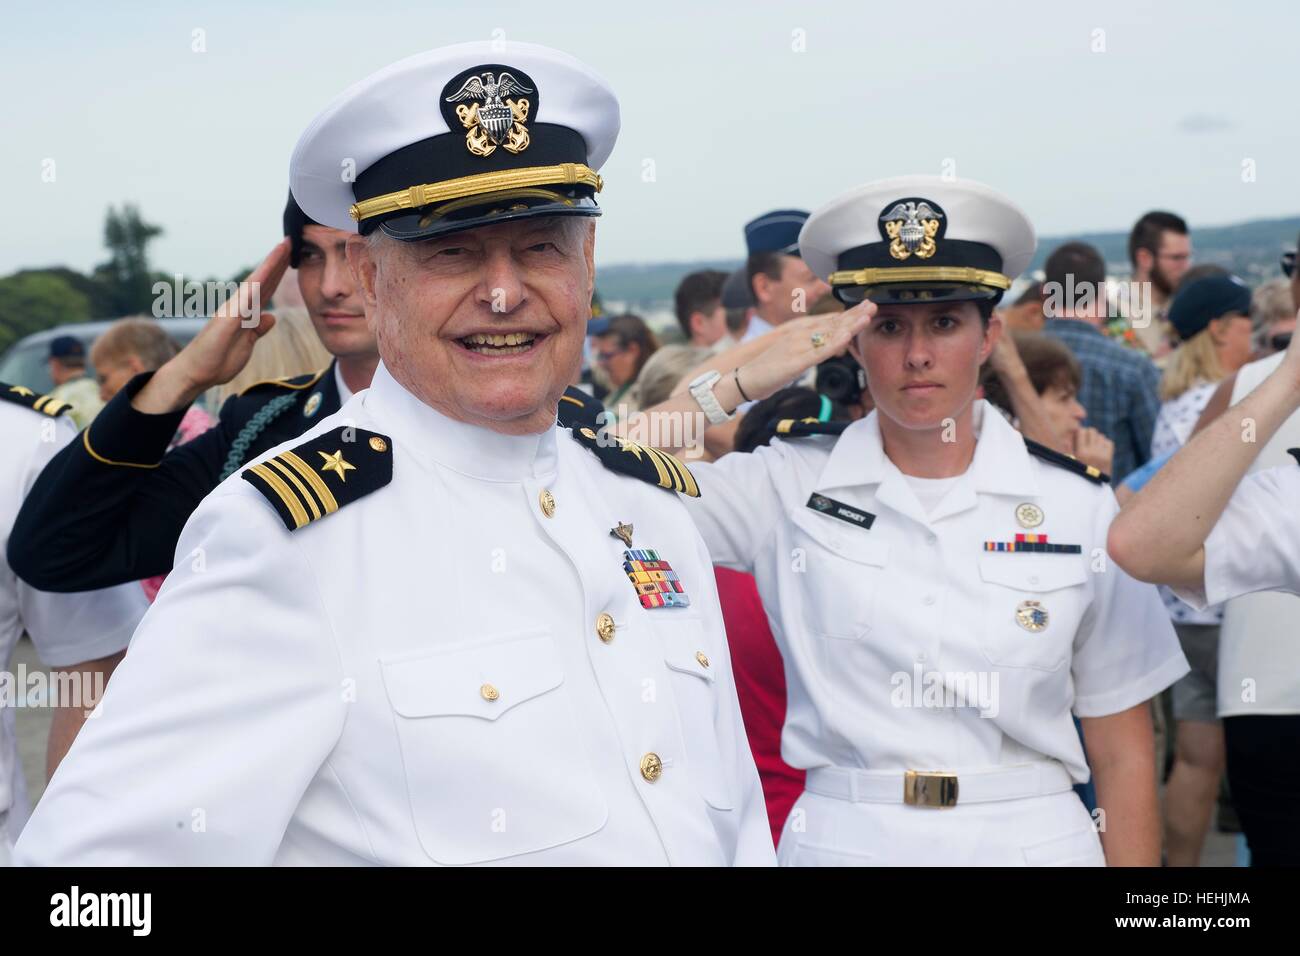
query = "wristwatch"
xmin=688 ymin=370 xmax=734 ymax=425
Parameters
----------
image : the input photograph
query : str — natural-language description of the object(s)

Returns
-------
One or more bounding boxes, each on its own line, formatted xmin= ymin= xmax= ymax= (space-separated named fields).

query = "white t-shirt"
xmin=903 ymin=474 xmax=962 ymax=516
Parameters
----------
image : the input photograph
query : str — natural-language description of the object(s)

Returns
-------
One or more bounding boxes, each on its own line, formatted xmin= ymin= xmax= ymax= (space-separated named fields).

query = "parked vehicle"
xmin=0 ymin=318 xmax=209 ymax=394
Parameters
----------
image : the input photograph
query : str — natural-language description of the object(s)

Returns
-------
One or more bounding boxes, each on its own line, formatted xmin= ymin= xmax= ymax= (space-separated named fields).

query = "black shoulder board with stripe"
xmin=773 ymin=417 xmax=848 ymax=438
xmin=569 ymin=425 xmax=700 ymax=497
xmin=1 ymin=382 xmax=71 ymax=417
xmin=1024 ymin=437 xmax=1109 ymax=484
xmin=238 ymin=367 xmax=327 ymax=397
xmin=242 ymin=426 xmax=393 ymax=530
xmin=557 ymin=385 xmax=604 ymax=431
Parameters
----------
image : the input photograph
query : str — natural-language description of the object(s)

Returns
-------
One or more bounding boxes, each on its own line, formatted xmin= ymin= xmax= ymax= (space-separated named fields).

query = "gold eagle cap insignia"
xmin=444 ymin=70 xmax=534 ymax=158
xmin=880 ymin=200 xmax=944 ymax=261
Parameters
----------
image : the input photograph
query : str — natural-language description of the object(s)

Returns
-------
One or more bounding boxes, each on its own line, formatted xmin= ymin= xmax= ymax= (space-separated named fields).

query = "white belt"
xmin=805 ymin=762 xmax=1075 ymax=808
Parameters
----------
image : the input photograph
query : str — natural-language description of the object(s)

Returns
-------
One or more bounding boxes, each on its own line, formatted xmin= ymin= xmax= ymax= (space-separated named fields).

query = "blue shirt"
xmin=1043 ymin=318 xmax=1161 ymax=484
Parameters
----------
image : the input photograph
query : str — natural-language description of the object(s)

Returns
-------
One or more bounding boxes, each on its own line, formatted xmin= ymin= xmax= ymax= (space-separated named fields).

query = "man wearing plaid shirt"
xmin=1042 ymin=242 xmax=1161 ymax=484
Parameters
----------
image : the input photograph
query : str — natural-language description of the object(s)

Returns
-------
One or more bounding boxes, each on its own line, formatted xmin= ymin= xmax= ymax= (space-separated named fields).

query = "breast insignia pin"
xmin=1015 ymin=599 xmax=1049 ymax=632
xmin=610 ymin=521 xmax=634 ymax=548
xmin=1015 ymin=502 xmax=1044 ymax=529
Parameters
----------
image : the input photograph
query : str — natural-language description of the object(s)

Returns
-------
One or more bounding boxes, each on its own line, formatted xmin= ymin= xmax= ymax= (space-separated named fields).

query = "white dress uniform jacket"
xmin=1 ymin=397 xmax=147 ymax=861
xmin=16 ymin=365 xmax=773 ymax=866
xmin=685 ymin=402 xmax=1188 ymax=865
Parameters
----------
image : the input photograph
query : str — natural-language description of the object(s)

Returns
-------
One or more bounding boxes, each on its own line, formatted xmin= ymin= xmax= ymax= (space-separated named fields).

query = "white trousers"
xmin=777 ymin=789 xmax=1105 ymax=866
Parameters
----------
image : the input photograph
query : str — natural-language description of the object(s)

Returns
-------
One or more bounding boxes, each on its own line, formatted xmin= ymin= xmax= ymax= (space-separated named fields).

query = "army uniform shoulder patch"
xmin=1023 ymin=438 xmax=1109 ymax=485
xmin=238 ymin=366 xmax=329 ymax=397
xmin=242 ymin=426 xmax=393 ymax=530
xmin=774 ymin=418 xmax=848 ymax=438
xmin=568 ymin=425 xmax=700 ymax=497
xmin=1 ymin=382 xmax=71 ymax=417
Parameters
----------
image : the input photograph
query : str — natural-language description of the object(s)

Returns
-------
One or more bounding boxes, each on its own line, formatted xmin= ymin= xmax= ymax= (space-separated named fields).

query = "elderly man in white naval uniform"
xmin=16 ymin=42 xmax=773 ymax=866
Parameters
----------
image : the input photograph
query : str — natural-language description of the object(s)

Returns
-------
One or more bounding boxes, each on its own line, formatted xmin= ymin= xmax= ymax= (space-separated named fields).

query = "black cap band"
xmin=283 ymin=191 xmax=318 ymax=267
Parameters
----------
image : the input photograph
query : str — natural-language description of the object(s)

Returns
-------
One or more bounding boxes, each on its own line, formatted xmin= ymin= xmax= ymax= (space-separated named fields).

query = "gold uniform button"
xmin=368 ymin=436 xmax=388 ymax=453
xmin=695 ymin=651 xmax=710 ymax=668
xmin=538 ymin=489 xmax=556 ymax=518
xmin=480 ymin=683 xmax=500 ymax=702
xmin=640 ymin=752 xmax=663 ymax=782
xmin=596 ymin=612 xmax=616 ymax=644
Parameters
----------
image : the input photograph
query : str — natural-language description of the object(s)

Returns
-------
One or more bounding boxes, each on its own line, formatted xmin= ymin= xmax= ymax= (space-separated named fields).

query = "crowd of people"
xmin=1 ymin=39 xmax=1297 ymax=867
xmin=539 ymin=209 xmax=1300 ymax=866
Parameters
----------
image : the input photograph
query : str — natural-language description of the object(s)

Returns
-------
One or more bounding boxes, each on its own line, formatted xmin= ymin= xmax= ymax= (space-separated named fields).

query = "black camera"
xmin=816 ymin=354 xmax=866 ymax=408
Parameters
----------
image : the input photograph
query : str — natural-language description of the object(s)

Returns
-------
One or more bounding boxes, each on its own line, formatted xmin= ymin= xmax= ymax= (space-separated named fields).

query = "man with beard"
xmin=1126 ymin=210 xmax=1192 ymax=359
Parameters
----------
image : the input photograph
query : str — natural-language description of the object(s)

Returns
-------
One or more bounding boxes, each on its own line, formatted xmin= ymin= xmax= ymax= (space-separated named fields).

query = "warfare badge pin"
xmin=1015 ymin=599 xmax=1049 ymax=633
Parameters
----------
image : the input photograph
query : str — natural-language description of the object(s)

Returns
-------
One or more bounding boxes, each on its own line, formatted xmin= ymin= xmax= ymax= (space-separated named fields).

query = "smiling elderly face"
xmin=348 ymin=216 xmax=596 ymax=434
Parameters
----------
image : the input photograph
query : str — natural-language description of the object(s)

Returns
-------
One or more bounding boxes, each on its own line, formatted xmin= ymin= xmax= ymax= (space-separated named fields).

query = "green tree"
xmin=0 ymin=273 xmax=91 ymax=351
xmin=94 ymin=204 xmax=164 ymax=315
xmin=10 ymin=266 xmax=115 ymax=316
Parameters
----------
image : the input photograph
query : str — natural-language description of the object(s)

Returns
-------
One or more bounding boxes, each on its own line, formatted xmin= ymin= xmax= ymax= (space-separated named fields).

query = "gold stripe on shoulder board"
xmin=648 ymin=445 xmax=699 ymax=497
xmin=248 ymin=463 xmax=310 ymax=529
xmin=278 ymin=450 xmax=340 ymax=514
xmin=267 ymin=458 xmax=322 ymax=521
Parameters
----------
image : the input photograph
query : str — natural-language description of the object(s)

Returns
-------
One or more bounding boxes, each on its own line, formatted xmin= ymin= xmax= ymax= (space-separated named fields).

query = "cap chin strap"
xmin=829 ymin=265 xmax=1010 ymax=291
xmin=349 ymin=163 xmax=602 ymax=223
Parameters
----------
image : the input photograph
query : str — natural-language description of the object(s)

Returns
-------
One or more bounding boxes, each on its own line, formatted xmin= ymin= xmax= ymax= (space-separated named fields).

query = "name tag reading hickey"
xmin=806 ymin=493 xmax=875 ymax=530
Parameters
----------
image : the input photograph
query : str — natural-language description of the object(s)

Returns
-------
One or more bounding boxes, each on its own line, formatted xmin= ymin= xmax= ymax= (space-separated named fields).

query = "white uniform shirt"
xmin=1177 ymin=462 xmax=1300 ymax=610
xmin=1176 ymin=352 xmax=1300 ymax=717
xmin=16 ymin=364 xmax=772 ymax=866
xmin=740 ymin=314 xmax=775 ymax=344
xmin=686 ymin=402 xmax=1188 ymax=783
xmin=1 ymin=400 xmax=147 ymax=852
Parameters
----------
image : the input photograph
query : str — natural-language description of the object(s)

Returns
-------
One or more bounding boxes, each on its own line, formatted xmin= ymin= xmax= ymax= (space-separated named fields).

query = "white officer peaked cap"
xmin=800 ymin=176 xmax=1037 ymax=305
xmin=291 ymin=41 xmax=620 ymax=240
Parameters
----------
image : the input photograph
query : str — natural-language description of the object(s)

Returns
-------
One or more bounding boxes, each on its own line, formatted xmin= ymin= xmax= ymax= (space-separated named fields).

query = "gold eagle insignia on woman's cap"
xmin=800 ymin=176 xmax=1036 ymax=306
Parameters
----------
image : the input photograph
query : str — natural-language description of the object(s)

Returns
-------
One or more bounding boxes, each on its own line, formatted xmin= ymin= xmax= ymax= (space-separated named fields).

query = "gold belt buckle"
xmin=904 ymin=770 xmax=959 ymax=808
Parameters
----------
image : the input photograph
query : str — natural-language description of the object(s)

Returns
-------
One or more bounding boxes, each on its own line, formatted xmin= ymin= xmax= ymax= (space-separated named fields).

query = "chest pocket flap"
xmin=977 ymin=553 xmax=1089 ymax=592
xmin=790 ymin=506 xmax=890 ymax=567
xmin=381 ymin=632 xmax=563 ymax=721
xmin=663 ymin=626 xmax=717 ymax=683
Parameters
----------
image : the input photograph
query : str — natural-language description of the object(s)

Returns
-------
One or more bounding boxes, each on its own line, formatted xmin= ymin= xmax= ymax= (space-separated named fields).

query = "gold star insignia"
xmin=317 ymin=449 xmax=356 ymax=482
xmin=619 ymin=440 xmax=643 ymax=461
xmin=8 ymin=385 xmax=34 ymax=397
